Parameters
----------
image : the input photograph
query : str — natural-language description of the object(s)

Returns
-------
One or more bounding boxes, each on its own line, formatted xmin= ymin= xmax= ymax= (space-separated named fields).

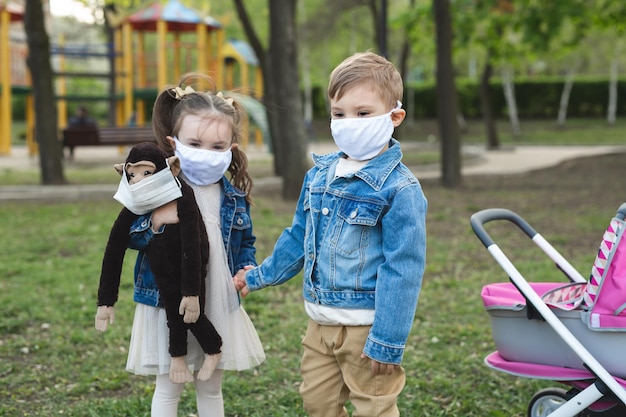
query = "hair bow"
xmin=173 ymin=85 xmax=195 ymax=99
xmin=216 ymin=91 xmax=234 ymax=106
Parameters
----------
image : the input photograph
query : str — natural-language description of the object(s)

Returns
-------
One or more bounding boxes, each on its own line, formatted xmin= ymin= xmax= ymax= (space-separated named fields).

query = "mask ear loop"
xmin=121 ymin=162 xmax=131 ymax=186
xmin=163 ymin=158 xmax=182 ymax=189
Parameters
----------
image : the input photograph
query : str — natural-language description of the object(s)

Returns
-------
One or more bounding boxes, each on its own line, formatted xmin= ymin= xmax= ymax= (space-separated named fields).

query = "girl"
xmin=126 ymin=73 xmax=265 ymax=417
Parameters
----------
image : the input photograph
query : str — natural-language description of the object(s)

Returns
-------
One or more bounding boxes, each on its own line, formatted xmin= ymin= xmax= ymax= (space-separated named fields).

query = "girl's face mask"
xmin=113 ymin=160 xmax=182 ymax=215
xmin=330 ymin=101 xmax=402 ymax=161
xmin=173 ymin=137 xmax=232 ymax=186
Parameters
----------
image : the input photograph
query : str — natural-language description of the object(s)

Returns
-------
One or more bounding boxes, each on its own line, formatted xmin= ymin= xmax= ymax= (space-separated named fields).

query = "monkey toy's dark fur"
xmin=97 ymin=142 xmax=221 ymax=359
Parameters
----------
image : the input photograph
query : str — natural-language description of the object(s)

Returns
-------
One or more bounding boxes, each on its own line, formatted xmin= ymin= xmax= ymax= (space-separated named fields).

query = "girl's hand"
xmin=151 ymin=201 xmax=179 ymax=231
xmin=233 ymin=265 xmax=254 ymax=297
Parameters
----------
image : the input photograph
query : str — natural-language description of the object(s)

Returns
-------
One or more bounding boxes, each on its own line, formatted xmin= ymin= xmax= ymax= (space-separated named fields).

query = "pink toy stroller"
xmin=471 ymin=205 xmax=626 ymax=417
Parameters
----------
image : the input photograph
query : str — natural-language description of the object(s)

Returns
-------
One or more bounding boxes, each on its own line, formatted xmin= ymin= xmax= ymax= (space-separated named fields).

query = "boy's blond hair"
xmin=328 ymin=52 xmax=403 ymax=109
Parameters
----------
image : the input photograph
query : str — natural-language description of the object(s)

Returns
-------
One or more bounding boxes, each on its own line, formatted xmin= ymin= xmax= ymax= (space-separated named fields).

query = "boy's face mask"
xmin=113 ymin=160 xmax=182 ymax=215
xmin=330 ymin=101 xmax=402 ymax=161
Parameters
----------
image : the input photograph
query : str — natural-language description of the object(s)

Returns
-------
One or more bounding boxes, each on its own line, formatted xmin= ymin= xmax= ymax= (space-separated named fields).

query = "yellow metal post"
xmin=241 ymin=60 xmax=249 ymax=92
xmin=157 ymin=20 xmax=167 ymax=90
xmin=215 ymin=29 xmax=224 ymax=90
xmin=123 ymin=22 xmax=133 ymax=126
xmin=115 ymin=26 xmax=124 ymax=126
xmin=57 ymin=35 xmax=67 ymax=129
xmin=136 ymin=31 xmax=145 ymax=126
xmin=255 ymin=67 xmax=264 ymax=147
xmin=0 ymin=9 xmax=11 ymax=155
xmin=173 ymin=32 xmax=180 ymax=81
xmin=26 ymin=94 xmax=36 ymax=155
xmin=196 ymin=23 xmax=206 ymax=76
xmin=255 ymin=67 xmax=263 ymax=98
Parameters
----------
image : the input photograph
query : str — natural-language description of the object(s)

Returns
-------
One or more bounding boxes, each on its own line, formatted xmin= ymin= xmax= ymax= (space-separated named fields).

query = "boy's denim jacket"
xmin=246 ymin=139 xmax=427 ymax=365
xmin=128 ymin=177 xmax=256 ymax=307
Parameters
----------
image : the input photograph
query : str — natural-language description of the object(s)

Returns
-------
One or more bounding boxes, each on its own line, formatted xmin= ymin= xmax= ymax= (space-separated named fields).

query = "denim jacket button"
xmin=141 ymin=221 xmax=148 ymax=227
xmin=350 ymin=210 xmax=357 ymax=219
xmin=322 ymin=207 xmax=329 ymax=215
xmin=237 ymin=218 xmax=243 ymax=225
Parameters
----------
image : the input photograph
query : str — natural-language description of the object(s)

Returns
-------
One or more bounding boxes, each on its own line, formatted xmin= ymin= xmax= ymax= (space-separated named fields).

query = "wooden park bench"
xmin=62 ymin=125 xmax=156 ymax=158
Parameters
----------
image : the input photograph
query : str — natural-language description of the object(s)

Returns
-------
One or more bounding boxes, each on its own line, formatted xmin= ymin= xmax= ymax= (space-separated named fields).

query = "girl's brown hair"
xmin=152 ymin=73 xmax=253 ymax=203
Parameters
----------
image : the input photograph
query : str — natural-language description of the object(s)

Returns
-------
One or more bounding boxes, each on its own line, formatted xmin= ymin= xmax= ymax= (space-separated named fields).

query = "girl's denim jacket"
xmin=246 ymin=139 xmax=427 ymax=365
xmin=128 ymin=177 xmax=256 ymax=307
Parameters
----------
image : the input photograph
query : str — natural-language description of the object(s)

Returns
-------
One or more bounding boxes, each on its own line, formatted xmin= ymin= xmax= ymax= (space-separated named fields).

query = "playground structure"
xmin=0 ymin=0 xmax=32 ymax=156
xmin=0 ymin=0 xmax=265 ymax=157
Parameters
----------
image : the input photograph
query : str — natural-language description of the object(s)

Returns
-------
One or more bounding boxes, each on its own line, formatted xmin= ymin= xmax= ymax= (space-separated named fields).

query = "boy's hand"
xmin=179 ymin=296 xmax=200 ymax=323
xmin=233 ymin=265 xmax=254 ymax=297
xmin=95 ymin=306 xmax=115 ymax=331
xmin=361 ymin=353 xmax=400 ymax=376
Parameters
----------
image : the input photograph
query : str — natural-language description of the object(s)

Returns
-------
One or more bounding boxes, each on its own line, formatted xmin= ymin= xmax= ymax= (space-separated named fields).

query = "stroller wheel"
xmin=527 ymin=387 xmax=568 ymax=417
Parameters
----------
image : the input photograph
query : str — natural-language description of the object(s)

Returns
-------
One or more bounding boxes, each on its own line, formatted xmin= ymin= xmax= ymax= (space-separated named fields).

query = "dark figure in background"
xmin=68 ymin=106 xmax=96 ymax=126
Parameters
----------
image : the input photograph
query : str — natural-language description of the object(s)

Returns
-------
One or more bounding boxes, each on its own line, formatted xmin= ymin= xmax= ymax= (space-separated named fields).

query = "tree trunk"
xmin=433 ymin=0 xmax=461 ymax=188
xmin=299 ymin=1 xmax=313 ymax=138
xmin=268 ymin=0 xmax=308 ymax=199
xmin=557 ymin=69 xmax=575 ymax=127
xmin=233 ymin=0 xmax=308 ymax=200
xmin=480 ymin=59 xmax=499 ymax=149
xmin=608 ymin=57 xmax=618 ymax=126
xmin=24 ymin=0 xmax=65 ymax=184
xmin=104 ymin=4 xmax=117 ymax=126
xmin=366 ymin=0 xmax=386 ymax=57
xmin=502 ymin=66 xmax=521 ymax=137
xmin=398 ymin=0 xmax=416 ymax=81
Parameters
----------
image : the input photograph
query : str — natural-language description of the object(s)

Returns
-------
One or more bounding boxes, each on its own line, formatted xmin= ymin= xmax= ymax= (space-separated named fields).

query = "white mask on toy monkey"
xmin=173 ymin=137 xmax=232 ymax=186
xmin=330 ymin=101 xmax=402 ymax=161
xmin=113 ymin=160 xmax=182 ymax=215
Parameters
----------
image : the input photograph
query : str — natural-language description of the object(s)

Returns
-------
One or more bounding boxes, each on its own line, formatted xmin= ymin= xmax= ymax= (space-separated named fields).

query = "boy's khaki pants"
xmin=299 ymin=320 xmax=406 ymax=417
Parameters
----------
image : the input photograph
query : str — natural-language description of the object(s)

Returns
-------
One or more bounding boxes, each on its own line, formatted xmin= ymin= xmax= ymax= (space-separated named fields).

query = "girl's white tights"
xmin=151 ymin=369 xmax=224 ymax=417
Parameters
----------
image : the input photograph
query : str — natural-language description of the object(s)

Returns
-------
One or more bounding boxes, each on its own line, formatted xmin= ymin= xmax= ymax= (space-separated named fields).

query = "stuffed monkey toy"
xmin=95 ymin=142 xmax=222 ymax=383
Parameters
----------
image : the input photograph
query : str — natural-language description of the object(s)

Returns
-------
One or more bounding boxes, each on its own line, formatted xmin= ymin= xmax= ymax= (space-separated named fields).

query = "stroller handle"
xmin=470 ymin=208 xmax=538 ymax=249
xmin=618 ymin=202 xmax=626 ymax=220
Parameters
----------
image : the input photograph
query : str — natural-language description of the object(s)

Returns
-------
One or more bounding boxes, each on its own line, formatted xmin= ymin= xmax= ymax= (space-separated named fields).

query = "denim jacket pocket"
xmin=337 ymin=199 xmax=383 ymax=226
xmin=231 ymin=209 xmax=252 ymax=231
xmin=334 ymin=199 xmax=384 ymax=255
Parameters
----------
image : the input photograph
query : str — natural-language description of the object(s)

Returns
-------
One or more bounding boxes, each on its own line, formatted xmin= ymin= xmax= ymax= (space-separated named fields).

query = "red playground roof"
xmin=0 ymin=1 xmax=24 ymax=22
xmin=125 ymin=0 xmax=221 ymax=32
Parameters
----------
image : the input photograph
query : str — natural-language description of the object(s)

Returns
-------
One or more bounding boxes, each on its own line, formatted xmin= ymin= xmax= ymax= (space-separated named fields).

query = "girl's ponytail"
xmin=152 ymin=87 xmax=180 ymax=156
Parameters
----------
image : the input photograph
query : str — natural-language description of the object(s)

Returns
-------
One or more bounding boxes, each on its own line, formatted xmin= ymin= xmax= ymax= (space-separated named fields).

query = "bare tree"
xmin=233 ymin=0 xmax=308 ymax=200
xmin=433 ymin=0 xmax=461 ymax=187
xmin=24 ymin=0 xmax=65 ymax=184
xmin=479 ymin=55 xmax=499 ymax=149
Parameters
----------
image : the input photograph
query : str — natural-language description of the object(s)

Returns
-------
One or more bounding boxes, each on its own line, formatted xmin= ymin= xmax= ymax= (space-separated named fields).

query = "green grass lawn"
xmin=2 ymin=119 xmax=626 ymax=416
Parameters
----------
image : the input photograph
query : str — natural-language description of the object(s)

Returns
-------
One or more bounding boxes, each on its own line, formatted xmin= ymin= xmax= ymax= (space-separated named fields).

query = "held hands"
xmin=179 ymin=296 xmax=200 ymax=323
xmin=95 ymin=306 xmax=115 ymax=331
xmin=233 ymin=265 xmax=254 ymax=297
xmin=361 ymin=353 xmax=400 ymax=376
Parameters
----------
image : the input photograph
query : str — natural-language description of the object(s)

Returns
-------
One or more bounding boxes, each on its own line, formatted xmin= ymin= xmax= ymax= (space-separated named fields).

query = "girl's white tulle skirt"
xmin=126 ymin=303 xmax=265 ymax=376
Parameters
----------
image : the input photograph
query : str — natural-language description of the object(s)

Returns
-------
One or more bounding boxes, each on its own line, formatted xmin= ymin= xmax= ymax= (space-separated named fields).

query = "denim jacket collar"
xmin=312 ymin=138 xmax=402 ymax=191
xmin=220 ymin=176 xmax=247 ymax=198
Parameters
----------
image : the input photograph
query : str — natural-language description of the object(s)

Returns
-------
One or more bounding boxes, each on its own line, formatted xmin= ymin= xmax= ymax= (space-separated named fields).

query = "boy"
xmin=235 ymin=51 xmax=427 ymax=416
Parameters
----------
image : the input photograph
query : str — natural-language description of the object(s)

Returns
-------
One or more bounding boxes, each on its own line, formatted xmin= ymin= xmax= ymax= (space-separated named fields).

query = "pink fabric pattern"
xmin=584 ymin=219 xmax=619 ymax=308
